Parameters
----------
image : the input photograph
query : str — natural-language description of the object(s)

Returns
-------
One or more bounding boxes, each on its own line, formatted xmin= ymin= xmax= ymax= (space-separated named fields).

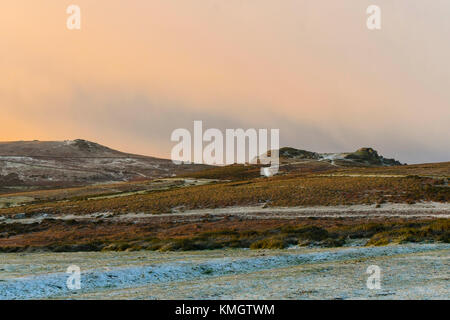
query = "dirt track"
xmin=1 ymin=202 xmax=449 ymax=225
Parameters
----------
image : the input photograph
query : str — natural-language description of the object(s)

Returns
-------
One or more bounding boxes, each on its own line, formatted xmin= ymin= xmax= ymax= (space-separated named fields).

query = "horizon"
xmin=0 ymin=138 xmax=447 ymax=165
xmin=1 ymin=1 xmax=449 ymax=164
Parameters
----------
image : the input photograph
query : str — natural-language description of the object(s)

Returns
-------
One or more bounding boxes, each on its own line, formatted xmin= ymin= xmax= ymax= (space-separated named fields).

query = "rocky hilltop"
xmin=343 ymin=147 xmax=403 ymax=166
xmin=263 ymin=146 xmax=403 ymax=168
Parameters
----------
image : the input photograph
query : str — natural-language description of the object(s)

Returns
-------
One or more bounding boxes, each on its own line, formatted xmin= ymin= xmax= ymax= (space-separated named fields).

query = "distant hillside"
xmin=265 ymin=146 xmax=403 ymax=166
xmin=0 ymin=139 xmax=207 ymax=192
xmin=249 ymin=146 xmax=404 ymax=176
xmin=184 ymin=147 xmax=405 ymax=181
xmin=0 ymin=140 xmax=126 ymax=158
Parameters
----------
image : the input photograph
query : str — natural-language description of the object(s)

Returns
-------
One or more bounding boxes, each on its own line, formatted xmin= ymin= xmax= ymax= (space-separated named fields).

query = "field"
xmin=0 ymin=162 xmax=448 ymax=253
xmin=0 ymin=165 xmax=448 ymax=217
xmin=1 ymin=244 xmax=448 ymax=299
xmin=0 ymin=161 xmax=449 ymax=300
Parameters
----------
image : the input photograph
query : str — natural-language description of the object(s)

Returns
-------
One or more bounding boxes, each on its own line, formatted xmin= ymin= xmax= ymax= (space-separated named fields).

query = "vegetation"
xmin=0 ymin=173 xmax=447 ymax=217
xmin=0 ymin=162 xmax=448 ymax=252
xmin=179 ymin=164 xmax=263 ymax=180
xmin=365 ymin=219 xmax=450 ymax=245
xmin=0 ymin=219 xmax=447 ymax=252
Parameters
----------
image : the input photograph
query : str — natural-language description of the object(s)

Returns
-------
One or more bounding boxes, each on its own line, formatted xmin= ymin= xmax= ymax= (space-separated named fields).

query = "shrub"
xmin=250 ymin=238 xmax=286 ymax=249
xmin=291 ymin=226 xmax=329 ymax=241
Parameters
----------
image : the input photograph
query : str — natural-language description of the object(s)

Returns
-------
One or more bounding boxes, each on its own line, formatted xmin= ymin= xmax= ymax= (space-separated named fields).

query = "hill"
xmin=263 ymin=146 xmax=403 ymax=167
xmin=0 ymin=139 xmax=206 ymax=192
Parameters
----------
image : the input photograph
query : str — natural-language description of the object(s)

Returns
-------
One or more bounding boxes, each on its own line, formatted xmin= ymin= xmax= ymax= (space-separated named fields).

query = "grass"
xmin=250 ymin=238 xmax=286 ymax=249
xmin=0 ymin=174 xmax=448 ymax=217
xmin=336 ymin=162 xmax=450 ymax=178
xmin=1 ymin=219 xmax=447 ymax=252
xmin=366 ymin=219 xmax=450 ymax=245
xmin=179 ymin=164 xmax=263 ymax=180
xmin=0 ymin=163 xmax=448 ymax=252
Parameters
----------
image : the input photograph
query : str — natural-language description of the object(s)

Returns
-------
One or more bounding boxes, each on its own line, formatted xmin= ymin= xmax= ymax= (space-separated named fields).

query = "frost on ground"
xmin=0 ymin=244 xmax=448 ymax=300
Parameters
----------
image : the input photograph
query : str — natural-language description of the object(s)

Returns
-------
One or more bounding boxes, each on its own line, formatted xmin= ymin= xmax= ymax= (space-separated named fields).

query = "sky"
xmin=1 ymin=0 xmax=449 ymax=164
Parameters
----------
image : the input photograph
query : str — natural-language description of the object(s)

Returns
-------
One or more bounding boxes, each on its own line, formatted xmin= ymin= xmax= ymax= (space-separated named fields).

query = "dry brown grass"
xmin=0 ymin=173 xmax=447 ymax=217
xmin=0 ymin=162 xmax=448 ymax=252
xmin=0 ymin=217 xmax=447 ymax=252
xmin=335 ymin=162 xmax=450 ymax=178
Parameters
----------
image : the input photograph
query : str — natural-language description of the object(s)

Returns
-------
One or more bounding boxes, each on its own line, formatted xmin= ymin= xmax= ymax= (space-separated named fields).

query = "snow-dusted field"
xmin=0 ymin=244 xmax=448 ymax=300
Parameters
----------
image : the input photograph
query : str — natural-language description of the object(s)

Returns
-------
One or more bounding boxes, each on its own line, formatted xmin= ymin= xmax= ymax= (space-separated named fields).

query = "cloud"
xmin=1 ymin=0 xmax=449 ymax=163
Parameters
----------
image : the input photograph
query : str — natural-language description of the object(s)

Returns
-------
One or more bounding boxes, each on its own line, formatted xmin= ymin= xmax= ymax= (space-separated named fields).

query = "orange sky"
xmin=1 ymin=1 xmax=449 ymax=163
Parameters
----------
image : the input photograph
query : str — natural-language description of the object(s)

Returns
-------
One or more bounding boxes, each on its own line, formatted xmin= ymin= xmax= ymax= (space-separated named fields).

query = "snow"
xmin=319 ymin=153 xmax=344 ymax=161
